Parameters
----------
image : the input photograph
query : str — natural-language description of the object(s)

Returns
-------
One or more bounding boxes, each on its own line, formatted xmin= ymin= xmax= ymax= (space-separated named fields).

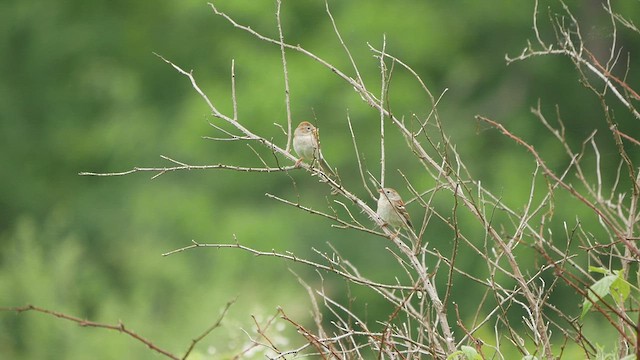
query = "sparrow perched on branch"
xmin=293 ymin=121 xmax=335 ymax=174
xmin=377 ymin=188 xmax=413 ymax=229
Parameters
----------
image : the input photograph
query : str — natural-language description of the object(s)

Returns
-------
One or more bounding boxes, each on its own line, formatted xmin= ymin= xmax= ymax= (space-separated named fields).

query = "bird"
xmin=377 ymin=187 xmax=413 ymax=230
xmin=292 ymin=121 xmax=335 ymax=174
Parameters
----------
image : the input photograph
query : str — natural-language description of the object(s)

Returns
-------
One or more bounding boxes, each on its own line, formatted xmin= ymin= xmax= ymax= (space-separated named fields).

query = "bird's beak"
xmin=378 ymin=189 xmax=384 ymax=193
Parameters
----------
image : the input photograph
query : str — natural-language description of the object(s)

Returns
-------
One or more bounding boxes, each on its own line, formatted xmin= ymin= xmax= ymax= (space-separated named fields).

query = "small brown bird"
xmin=377 ymin=188 xmax=413 ymax=229
xmin=293 ymin=121 xmax=334 ymax=174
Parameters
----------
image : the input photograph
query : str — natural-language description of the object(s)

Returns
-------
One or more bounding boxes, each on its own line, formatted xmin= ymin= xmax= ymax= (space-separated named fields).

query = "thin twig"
xmin=276 ymin=0 xmax=293 ymax=152
xmin=181 ymin=298 xmax=237 ymax=360
xmin=0 ymin=305 xmax=179 ymax=360
xmin=163 ymin=239 xmax=416 ymax=291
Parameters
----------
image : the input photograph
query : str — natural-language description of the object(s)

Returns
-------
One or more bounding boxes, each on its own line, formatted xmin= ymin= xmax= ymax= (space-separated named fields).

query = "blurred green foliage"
xmin=1 ymin=0 xmax=639 ymax=358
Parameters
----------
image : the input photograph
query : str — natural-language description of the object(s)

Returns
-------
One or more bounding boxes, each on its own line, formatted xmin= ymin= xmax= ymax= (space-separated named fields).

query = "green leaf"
xmin=461 ymin=345 xmax=480 ymax=360
xmin=582 ymin=273 xmax=615 ymax=318
xmin=611 ymin=270 xmax=631 ymax=304
xmin=446 ymin=346 xmax=482 ymax=360
xmin=588 ymin=266 xmax=609 ymax=275
xmin=582 ymin=268 xmax=631 ymax=319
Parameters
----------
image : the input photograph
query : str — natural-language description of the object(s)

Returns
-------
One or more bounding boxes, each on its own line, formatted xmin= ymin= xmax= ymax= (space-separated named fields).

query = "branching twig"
xmin=163 ymin=239 xmax=416 ymax=292
xmin=0 ymin=305 xmax=180 ymax=360
xmin=181 ymin=298 xmax=237 ymax=360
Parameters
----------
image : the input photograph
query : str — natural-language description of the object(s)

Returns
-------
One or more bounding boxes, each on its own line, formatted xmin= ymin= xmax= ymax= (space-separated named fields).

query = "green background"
xmin=1 ymin=0 xmax=638 ymax=358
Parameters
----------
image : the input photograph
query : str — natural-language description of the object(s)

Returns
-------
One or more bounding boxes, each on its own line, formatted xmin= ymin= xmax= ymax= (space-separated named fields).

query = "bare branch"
xmin=163 ymin=239 xmax=417 ymax=292
xmin=181 ymin=298 xmax=236 ymax=360
xmin=0 ymin=305 xmax=180 ymax=360
xmin=275 ymin=0 xmax=293 ymax=152
xmin=79 ymin=155 xmax=297 ymax=178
